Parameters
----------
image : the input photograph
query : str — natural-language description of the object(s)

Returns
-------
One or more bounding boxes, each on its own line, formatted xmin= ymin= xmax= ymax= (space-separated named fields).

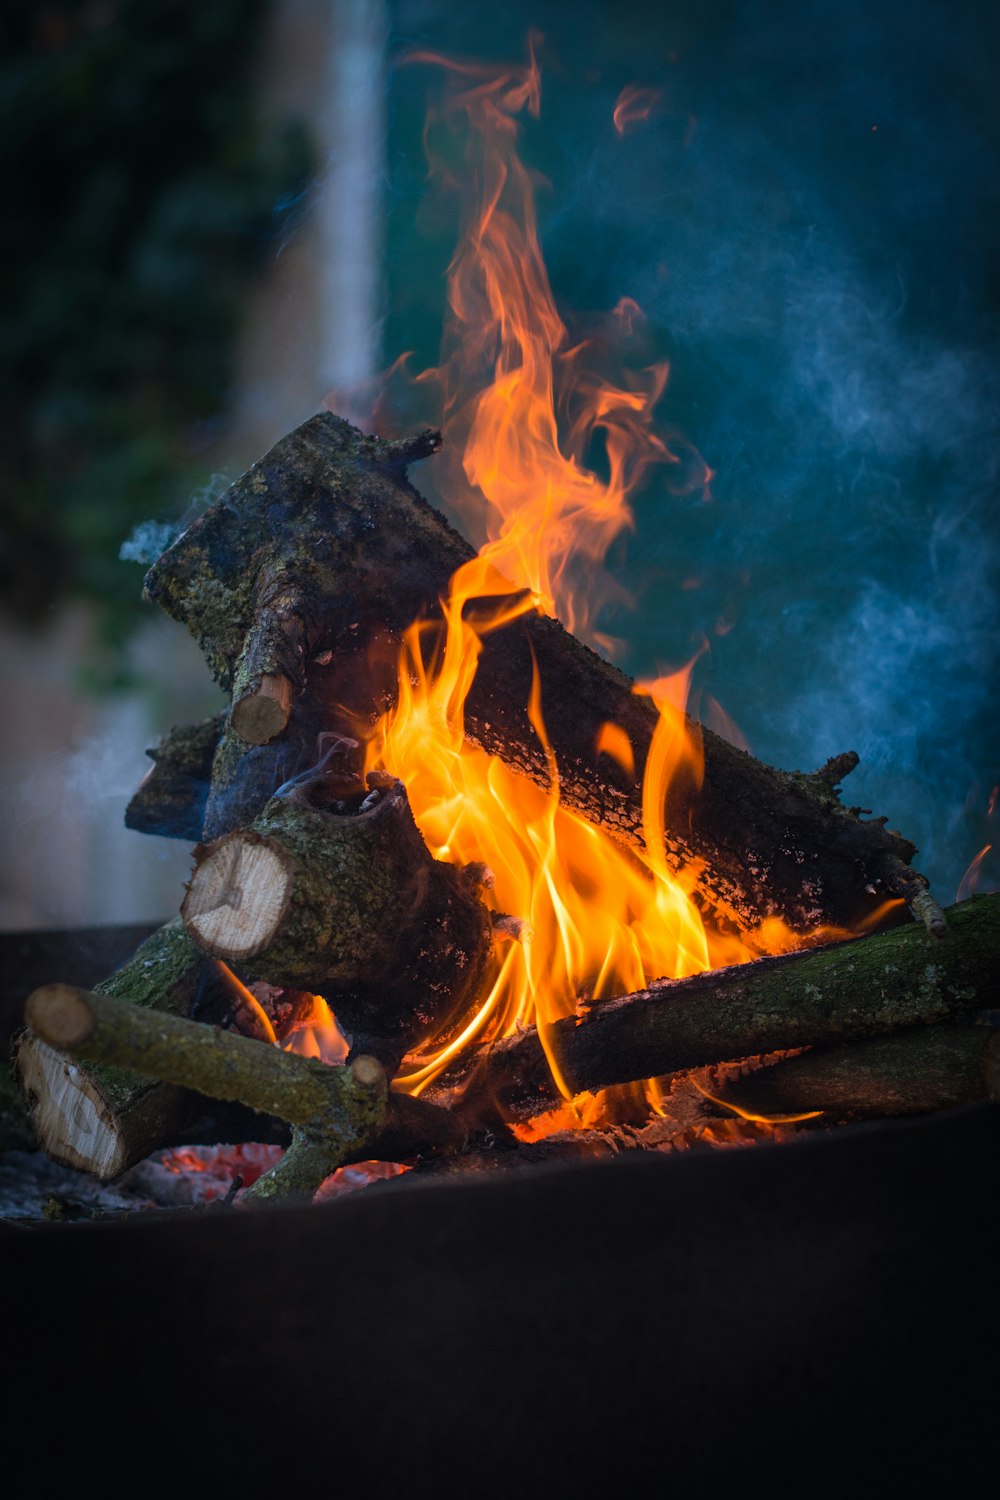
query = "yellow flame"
xmin=410 ymin=37 xmax=681 ymax=649
xmin=691 ymin=1076 xmax=823 ymax=1127
xmin=364 ymin=563 xmax=771 ymax=1100
xmin=214 ymin=962 xmax=277 ymax=1045
xmin=323 ymin=45 xmax=826 ymax=1121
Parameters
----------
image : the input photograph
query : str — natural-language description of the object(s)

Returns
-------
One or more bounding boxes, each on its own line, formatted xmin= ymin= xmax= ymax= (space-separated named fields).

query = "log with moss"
xmin=435 ymin=895 xmax=1000 ymax=1117
xmin=14 ymin=921 xmax=305 ymax=1178
xmin=181 ymin=775 xmax=495 ymax=1070
xmin=23 ymin=984 xmax=389 ymax=1202
xmin=14 ymin=922 xmax=230 ymax=1178
xmin=141 ymin=411 xmax=937 ymax=935
xmin=23 ymin=984 xmax=472 ymax=1200
xmin=701 ymin=1025 xmax=1000 ymax=1122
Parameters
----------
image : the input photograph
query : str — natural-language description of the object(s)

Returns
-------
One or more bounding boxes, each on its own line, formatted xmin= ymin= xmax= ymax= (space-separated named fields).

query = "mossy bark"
xmin=25 ymin=985 xmax=389 ymax=1201
xmin=143 ymin=411 xmax=931 ymax=933
xmin=0 ymin=1060 xmax=37 ymax=1153
xmin=437 ymin=894 xmax=1000 ymax=1116
xmin=16 ymin=922 xmax=244 ymax=1177
xmin=705 ymin=1024 xmax=1000 ymax=1121
xmin=182 ymin=779 xmax=494 ymax=1069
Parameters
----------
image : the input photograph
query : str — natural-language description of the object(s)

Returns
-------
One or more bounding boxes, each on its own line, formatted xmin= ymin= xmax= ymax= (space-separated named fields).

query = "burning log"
xmin=439 ymin=895 xmax=1000 ymax=1117
xmin=181 ymin=775 xmax=495 ymax=1069
xmin=702 ymin=1025 xmax=1000 ymax=1121
xmin=23 ymin=985 xmax=469 ymax=1200
xmin=14 ymin=922 xmax=233 ymax=1177
xmin=143 ymin=419 xmax=456 ymax=839
xmin=142 ymin=412 xmax=936 ymax=934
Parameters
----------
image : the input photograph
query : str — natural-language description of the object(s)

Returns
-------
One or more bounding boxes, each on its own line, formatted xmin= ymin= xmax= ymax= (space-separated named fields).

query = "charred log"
xmin=142 ymin=411 xmax=934 ymax=933
xmin=125 ymin=714 xmax=225 ymax=842
xmin=181 ymin=775 xmax=494 ymax=1069
xmin=437 ymin=894 xmax=1000 ymax=1117
xmin=703 ymin=1025 xmax=1000 ymax=1122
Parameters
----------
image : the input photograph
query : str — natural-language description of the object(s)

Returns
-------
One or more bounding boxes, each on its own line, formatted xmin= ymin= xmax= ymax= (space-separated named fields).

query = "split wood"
xmin=15 ymin=922 xmax=237 ymax=1178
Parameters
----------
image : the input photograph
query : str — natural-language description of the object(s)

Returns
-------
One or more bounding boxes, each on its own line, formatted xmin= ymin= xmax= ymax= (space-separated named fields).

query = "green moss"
xmin=0 ymin=1060 xmax=38 ymax=1154
xmin=85 ymin=920 xmax=214 ymax=1114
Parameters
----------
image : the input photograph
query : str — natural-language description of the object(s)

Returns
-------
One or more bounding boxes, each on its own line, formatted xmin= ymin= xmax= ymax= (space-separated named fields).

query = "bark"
xmin=13 ymin=922 xmax=232 ymax=1177
xmin=704 ymin=1025 xmax=1000 ymax=1121
xmin=435 ymin=894 xmax=1000 ymax=1117
xmin=125 ymin=714 xmax=225 ymax=841
xmin=24 ymin=983 xmax=402 ymax=1202
xmin=181 ymin=776 xmax=495 ymax=1069
xmin=143 ymin=411 xmax=935 ymax=934
xmin=14 ymin=922 xmax=296 ymax=1178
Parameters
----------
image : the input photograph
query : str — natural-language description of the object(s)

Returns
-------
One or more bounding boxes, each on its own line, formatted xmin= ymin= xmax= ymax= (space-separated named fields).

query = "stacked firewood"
xmin=16 ymin=414 xmax=999 ymax=1201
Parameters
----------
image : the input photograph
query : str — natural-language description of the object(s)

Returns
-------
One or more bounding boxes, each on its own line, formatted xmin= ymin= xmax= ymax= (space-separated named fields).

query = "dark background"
xmin=2 ymin=0 xmax=997 ymax=915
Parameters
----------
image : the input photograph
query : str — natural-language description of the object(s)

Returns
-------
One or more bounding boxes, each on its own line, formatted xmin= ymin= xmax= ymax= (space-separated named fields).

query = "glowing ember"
xmin=128 ymin=1146 xmax=406 ymax=1208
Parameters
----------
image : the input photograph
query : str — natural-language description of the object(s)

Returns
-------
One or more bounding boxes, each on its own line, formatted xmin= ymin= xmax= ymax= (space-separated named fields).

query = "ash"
xmin=0 ymin=1143 xmax=404 ymax=1223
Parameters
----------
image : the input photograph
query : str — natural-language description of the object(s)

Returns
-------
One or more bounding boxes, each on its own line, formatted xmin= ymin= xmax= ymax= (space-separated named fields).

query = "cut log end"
xmin=182 ymin=834 xmax=294 ymax=961
xmin=350 ymin=1054 xmax=385 ymax=1089
xmin=15 ymin=1031 xmax=129 ymax=1178
xmin=230 ymin=673 xmax=293 ymax=745
xmin=25 ymin=983 xmax=96 ymax=1050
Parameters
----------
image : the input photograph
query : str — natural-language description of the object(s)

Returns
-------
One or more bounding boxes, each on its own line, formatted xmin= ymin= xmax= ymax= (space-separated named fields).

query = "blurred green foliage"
xmin=0 ymin=0 xmax=312 ymax=687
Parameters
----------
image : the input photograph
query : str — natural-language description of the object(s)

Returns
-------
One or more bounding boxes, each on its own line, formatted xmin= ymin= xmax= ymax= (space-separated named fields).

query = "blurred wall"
xmin=0 ymin=0 xmax=387 ymax=929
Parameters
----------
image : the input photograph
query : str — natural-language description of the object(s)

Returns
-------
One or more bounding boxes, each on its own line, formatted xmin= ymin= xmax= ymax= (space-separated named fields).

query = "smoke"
xmin=500 ymin=0 xmax=1000 ymax=899
xmin=119 ymin=520 xmax=179 ymax=566
xmin=380 ymin=0 xmax=1000 ymax=897
xmin=119 ymin=472 xmax=232 ymax=566
xmin=0 ymin=689 xmax=194 ymax=929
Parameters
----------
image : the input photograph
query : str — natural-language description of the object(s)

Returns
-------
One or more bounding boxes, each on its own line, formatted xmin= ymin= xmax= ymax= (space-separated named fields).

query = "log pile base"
xmin=10 ymin=412 xmax=988 ymax=1205
xmin=14 ymin=895 xmax=998 ymax=1201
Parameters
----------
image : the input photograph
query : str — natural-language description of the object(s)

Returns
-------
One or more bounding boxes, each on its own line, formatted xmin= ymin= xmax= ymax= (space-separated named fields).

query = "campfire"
xmin=10 ymin=45 xmax=998 ymax=1212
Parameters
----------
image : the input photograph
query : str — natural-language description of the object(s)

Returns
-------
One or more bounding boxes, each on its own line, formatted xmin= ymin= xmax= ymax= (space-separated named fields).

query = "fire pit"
xmin=5 ymin=44 xmax=998 ymax=1209
xmin=8 ymin=404 xmax=997 ymax=1208
xmin=3 ymin=37 xmax=997 ymax=1485
xmin=2 ymin=926 xmax=996 ymax=1489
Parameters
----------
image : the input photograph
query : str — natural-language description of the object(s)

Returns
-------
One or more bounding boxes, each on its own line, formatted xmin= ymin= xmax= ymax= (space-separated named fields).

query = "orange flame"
xmin=613 ymin=84 xmax=664 ymax=135
xmin=689 ymin=1077 xmax=823 ymax=1127
xmin=284 ymin=994 xmax=350 ymax=1064
xmin=322 ymin=45 xmax=827 ymax=1125
xmin=956 ymin=844 xmax=992 ymax=903
xmin=408 ymin=37 xmax=679 ymax=651
xmin=214 ymin=961 xmax=277 ymax=1045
